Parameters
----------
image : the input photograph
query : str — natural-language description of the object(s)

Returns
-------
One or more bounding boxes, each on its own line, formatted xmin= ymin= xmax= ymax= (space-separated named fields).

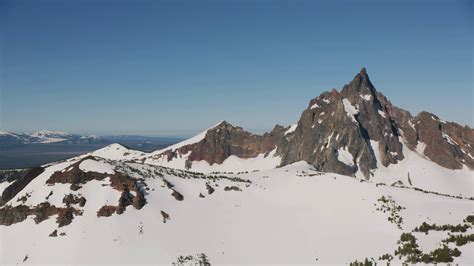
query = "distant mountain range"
xmin=0 ymin=130 xmax=103 ymax=145
xmin=0 ymin=130 xmax=182 ymax=149
xmin=0 ymin=131 xmax=183 ymax=169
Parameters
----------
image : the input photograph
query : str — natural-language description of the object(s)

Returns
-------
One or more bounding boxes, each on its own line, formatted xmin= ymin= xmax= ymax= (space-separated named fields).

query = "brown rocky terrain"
xmin=0 ymin=202 xmax=81 ymax=226
xmin=47 ymin=156 xmax=147 ymax=212
xmin=151 ymin=122 xmax=288 ymax=169
xmin=0 ymin=156 xmax=149 ymax=222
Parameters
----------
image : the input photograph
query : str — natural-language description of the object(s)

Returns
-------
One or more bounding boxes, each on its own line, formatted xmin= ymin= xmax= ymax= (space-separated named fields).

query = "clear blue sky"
xmin=1 ymin=0 xmax=472 ymax=137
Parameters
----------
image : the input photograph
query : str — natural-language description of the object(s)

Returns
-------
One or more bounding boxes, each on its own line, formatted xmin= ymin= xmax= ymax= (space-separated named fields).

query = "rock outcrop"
xmin=411 ymin=112 xmax=474 ymax=169
xmin=153 ymin=122 xmax=288 ymax=169
xmin=1 ymin=167 xmax=44 ymax=206
xmin=277 ymin=68 xmax=474 ymax=177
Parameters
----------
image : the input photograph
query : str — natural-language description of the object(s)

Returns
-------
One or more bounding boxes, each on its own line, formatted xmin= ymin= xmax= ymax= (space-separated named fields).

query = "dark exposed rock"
xmin=70 ymin=184 xmax=82 ymax=191
xmin=117 ymin=188 xmax=134 ymax=214
xmin=0 ymin=168 xmax=29 ymax=183
xmin=132 ymin=191 xmax=146 ymax=209
xmin=34 ymin=202 xmax=60 ymax=224
xmin=17 ymin=192 xmax=31 ymax=203
xmin=162 ymin=178 xmax=174 ymax=189
xmin=199 ymin=193 xmax=205 ymax=198
xmin=0 ymin=202 xmax=81 ymax=226
xmin=97 ymin=205 xmax=117 ymax=217
xmin=49 ymin=229 xmax=58 ymax=237
xmin=152 ymin=122 xmax=288 ymax=169
xmin=47 ymin=156 xmax=111 ymax=189
xmin=57 ymin=207 xmax=76 ymax=227
xmin=45 ymin=191 xmax=53 ymax=200
xmin=171 ymin=190 xmax=184 ymax=201
xmin=413 ymin=112 xmax=474 ymax=169
xmin=0 ymin=205 xmax=30 ymax=225
xmin=1 ymin=167 xmax=44 ymax=205
xmin=161 ymin=210 xmax=170 ymax=223
xmin=206 ymin=183 xmax=215 ymax=195
xmin=48 ymin=157 xmax=147 ymax=216
xmin=224 ymin=186 xmax=241 ymax=192
xmin=62 ymin=194 xmax=87 ymax=207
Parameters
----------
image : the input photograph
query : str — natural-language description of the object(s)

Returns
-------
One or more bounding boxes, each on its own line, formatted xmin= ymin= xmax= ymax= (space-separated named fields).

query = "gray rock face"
xmin=277 ymin=68 xmax=404 ymax=177
xmin=154 ymin=68 xmax=473 ymax=177
xmin=278 ymin=68 xmax=473 ymax=177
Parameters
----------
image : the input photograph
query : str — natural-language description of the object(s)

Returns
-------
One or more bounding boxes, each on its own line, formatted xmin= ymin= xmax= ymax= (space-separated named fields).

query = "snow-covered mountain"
xmin=1 ymin=69 xmax=473 ymax=265
xmin=0 ymin=130 xmax=102 ymax=144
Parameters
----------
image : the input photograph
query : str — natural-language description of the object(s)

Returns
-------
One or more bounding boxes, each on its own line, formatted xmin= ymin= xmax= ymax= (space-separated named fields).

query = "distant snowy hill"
xmin=0 ymin=130 xmax=102 ymax=145
xmin=0 ymin=68 xmax=472 ymax=264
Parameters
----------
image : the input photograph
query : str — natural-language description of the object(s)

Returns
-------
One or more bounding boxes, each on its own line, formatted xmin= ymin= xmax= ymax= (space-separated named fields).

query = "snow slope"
xmin=90 ymin=143 xmax=145 ymax=161
xmin=149 ymin=121 xmax=225 ymax=156
xmin=1 ymin=160 xmax=473 ymax=264
xmin=367 ymin=140 xmax=474 ymax=198
xmin=144 ymin=148 xmax=281 ymax=173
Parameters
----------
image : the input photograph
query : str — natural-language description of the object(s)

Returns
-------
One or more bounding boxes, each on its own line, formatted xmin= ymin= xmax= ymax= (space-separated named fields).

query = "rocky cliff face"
xmin=278 ymin=68 xmax=473 ymax=177
xmin=411 ymin=112 xmax=474 ymax=169
xmin=155 ymin=121 xmax=288 ymax=169
xmin=152 ymin=68 xmax=473 ymax=177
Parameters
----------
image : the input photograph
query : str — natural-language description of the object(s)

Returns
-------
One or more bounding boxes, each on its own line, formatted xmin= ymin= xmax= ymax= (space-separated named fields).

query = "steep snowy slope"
xmin=0 ymin=157 xmax=473 ymax=264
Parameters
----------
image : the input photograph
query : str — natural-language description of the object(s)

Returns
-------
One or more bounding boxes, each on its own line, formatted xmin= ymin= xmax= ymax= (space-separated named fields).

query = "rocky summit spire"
xmin=341 ymin=67 xmax=376 ymax=96
xmin=277 ymin=68 xmax=474 ymax=178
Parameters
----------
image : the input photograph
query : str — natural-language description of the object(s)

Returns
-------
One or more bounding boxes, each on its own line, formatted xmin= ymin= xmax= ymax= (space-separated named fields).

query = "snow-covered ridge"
xmin=0 ymin=130 xmax=16 ymax=137
xmin=31 ymin=130 xmax=71 ymax=137
xmin=90 ymin=143 xmax=145 ymax=161
xmin=149 ymin=120 xmax=226 ymax=156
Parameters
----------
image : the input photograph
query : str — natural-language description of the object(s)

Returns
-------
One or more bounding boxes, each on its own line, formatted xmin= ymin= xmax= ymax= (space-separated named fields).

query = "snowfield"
xmin=0 ymin=156 xmax=473 ymax=264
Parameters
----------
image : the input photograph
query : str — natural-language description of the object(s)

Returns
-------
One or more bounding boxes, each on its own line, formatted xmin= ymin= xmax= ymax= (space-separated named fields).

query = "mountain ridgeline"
xmin=152 ymin=68 xmax=474 ymax=178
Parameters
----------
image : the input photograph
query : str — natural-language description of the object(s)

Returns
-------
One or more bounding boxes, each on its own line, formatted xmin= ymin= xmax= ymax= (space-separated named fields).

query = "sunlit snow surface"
xmin=1 ymin=160 xmax=473 ymax=264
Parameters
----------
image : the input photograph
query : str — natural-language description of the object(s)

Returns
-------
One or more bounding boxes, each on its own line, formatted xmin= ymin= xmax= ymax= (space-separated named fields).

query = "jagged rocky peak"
xmin=278 ymin=67 xmax=474 ymax=178
xmin=278 ymin=68 xmax=405 ymax=178
xmin=340 ymin=67 xmax=377 ymax=97
xmin=207 ymin=120 xmax=246 ymax=134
